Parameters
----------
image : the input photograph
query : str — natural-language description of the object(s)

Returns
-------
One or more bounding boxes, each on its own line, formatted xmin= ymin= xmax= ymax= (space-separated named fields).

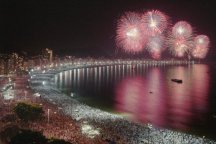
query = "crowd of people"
xmin=0 ymin=76 xmax=106 ymax=144
xmin=28 ymin=102 xmax=104 ymax=144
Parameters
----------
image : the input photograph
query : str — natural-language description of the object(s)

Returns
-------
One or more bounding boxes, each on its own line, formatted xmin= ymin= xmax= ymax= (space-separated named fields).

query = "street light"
xmin=24 ymin=90 xmax=27 ymax=100
xmin=47 ymin=108 xmax=50 ymax=123
xmin=147 ymin=123 xmax=152 ymax=144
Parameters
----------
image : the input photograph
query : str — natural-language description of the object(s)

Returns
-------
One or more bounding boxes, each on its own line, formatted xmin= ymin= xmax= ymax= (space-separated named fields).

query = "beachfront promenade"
xmin=29 ymin=59 xmax=216 ymax=144
xmin=32 ymin=59 xmax=196 ymax=72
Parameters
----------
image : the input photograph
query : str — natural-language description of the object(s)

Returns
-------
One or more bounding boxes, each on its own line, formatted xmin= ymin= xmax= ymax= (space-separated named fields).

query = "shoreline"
xmin=29 ymin=64 xmax=216 ymax=144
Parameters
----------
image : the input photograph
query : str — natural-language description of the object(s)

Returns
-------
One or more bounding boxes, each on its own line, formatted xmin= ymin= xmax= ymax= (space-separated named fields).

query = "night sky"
xmin=0 ymin=0 xmax=216 ymax=59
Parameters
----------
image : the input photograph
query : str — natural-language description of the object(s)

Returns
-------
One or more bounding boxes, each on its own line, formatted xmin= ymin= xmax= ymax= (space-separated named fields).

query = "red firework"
xmin=168 ymin=21 xmax=194 ymax=57
xmin=172 ymin=21 xmax=193 ymax=39
xmin=194 ymin=35 xmax=210 ymax=48
xmin=141 ymin=10 xmax=169 ymax=36
xmin=116 ymin=12 xmax=146 ymax=53
xmin=192 ymin=35 xmax=210 ymax=59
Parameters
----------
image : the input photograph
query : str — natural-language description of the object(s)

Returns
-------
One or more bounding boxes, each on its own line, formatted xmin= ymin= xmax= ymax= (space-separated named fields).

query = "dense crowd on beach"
xmin=28 ymin=102 xmax=104 ymax=144
xmin=0 ymin=76 xmax=105 ymax=144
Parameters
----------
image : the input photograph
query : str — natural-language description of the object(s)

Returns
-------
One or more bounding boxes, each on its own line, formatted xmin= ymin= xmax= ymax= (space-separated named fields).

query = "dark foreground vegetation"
xmin=1 ymin=102 xmax=71 ymax=144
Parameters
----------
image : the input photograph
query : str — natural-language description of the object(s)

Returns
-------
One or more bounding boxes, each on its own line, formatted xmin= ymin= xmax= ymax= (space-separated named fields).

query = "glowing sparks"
xmin=116 ymin=10 xmax=210 ymax=59
xmin=168 ymin=21 xmax=194 ymax=57
xmin=194 ymin=35 xmax=210 ymax=48
xmin=198 ymin=38 xmax=204 ymax=44
xmin=192 ymin=35 xmax=210 ymax=59
xmin=177 ymin=27 xmax=184 ymax=34
xmin=116 ymin=12 xmax=146 ymax=53
xmin=126 ymin=27 xmax=139 ymax=37
xmin=141 ymin=10 xmax=169 ymax=36
xmin=168 ymin=38 xmax=194 ymax=57
xmin=140 ymin=10 xmax=169 ymax=59
xmin=172 ymin=21 xmax=193 ymax=39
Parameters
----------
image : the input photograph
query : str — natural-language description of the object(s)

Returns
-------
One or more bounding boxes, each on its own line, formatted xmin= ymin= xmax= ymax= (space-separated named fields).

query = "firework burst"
xmin=192 ymin=35 xmax=210 ymax=59
xmin=168 ymin=21 xmax=194 ymax=57
xmin=116 ymin=12 xmax=146 ymax=53
xmin=172 ymin=21 xmax=193 ymax=39
xmin=194 ymin=35 xmax=210 ymax=48
xmin=141 ymin=10 xmax=169 ymax=36
xmin=116 ymin=10 xmax=210 ymax=59
xmin=168 ymin=37 xmax=194 ymax=57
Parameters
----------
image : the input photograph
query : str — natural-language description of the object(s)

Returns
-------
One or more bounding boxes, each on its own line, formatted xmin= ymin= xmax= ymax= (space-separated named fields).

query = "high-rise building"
xmin=42 ymin=48 xmax=53 ymax=65
xmin=0 ymin=54 xmax=9 ymax=75
xmin=7 ymin=53 xmax=25 ymax=74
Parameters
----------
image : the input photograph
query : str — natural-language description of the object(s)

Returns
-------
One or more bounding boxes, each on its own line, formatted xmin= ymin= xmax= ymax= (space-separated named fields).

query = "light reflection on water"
xmin=115 ymin=65 xmax=209 ymax=130
xmin=54 ymin=64 xmax=215 ymax=135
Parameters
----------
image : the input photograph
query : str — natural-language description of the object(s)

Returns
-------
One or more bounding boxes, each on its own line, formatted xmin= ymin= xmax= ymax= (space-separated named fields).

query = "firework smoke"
xmin=146 ymin=35 xmax=165 ymax=59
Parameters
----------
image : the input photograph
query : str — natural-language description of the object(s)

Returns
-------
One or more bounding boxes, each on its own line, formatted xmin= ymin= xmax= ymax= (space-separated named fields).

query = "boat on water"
xmin=171 ymin=79 xmax=183 ymax=83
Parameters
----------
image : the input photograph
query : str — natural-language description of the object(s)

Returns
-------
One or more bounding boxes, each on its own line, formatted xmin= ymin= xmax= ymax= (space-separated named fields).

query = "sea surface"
xmin=53 ymin=63 xmax=216 ymax=139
